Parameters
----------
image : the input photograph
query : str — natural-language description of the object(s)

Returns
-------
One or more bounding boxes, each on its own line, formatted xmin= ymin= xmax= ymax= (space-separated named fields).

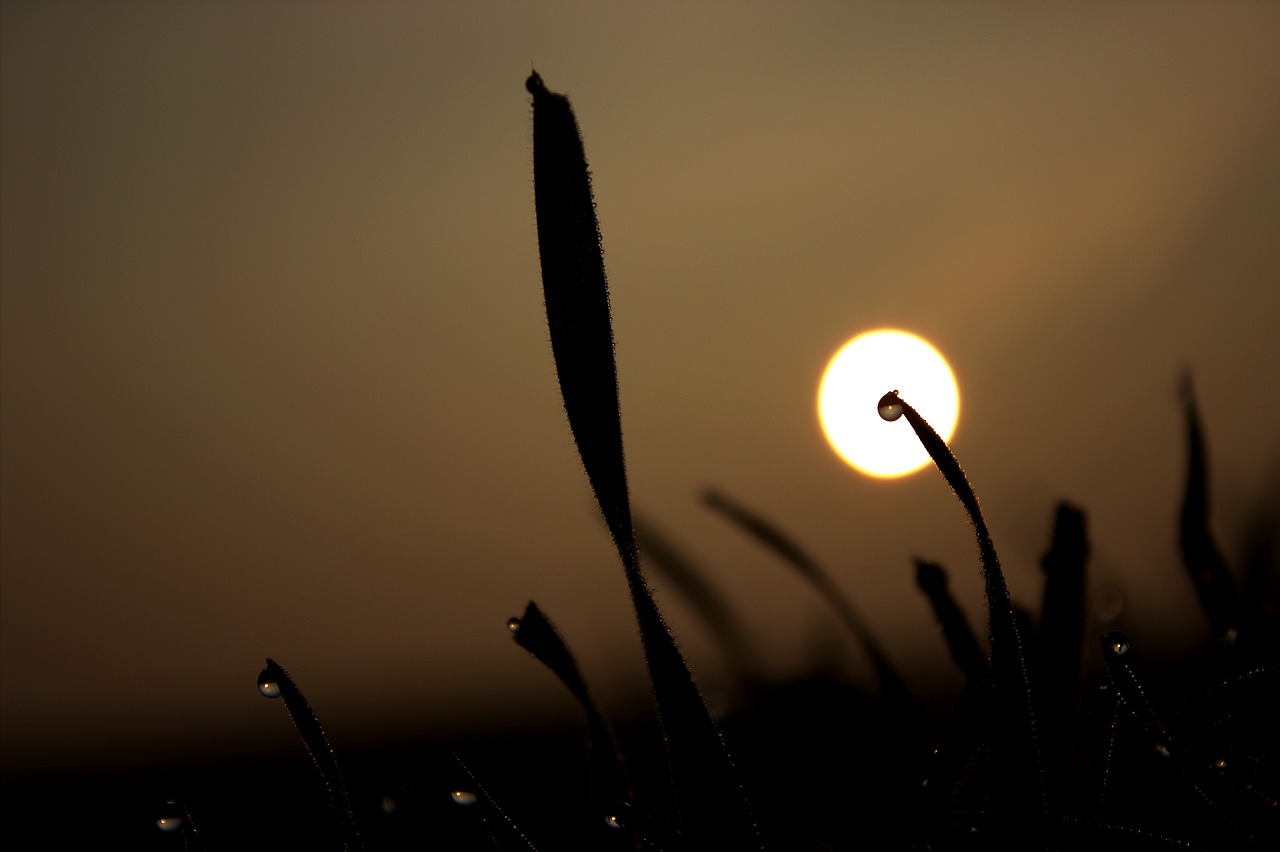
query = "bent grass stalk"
xmin=259 ymin=658 xmax=365 ymax=852
xmin=877 ymin=390 xmax=1047 ymax=826
xmin=1178 ymin=374 xmax=1243 ymax=642
xmin=701 ymin=487 xmax=912 ymax=706
xmin=914 ymin=558 xmax=987 ymax=686
xmin=508 ymin=601 xmax=634 ymax=822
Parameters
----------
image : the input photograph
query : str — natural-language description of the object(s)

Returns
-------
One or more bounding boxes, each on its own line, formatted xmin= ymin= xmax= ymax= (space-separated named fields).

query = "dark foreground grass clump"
xmin=133 ymin=73 xmax=1279 ymax=851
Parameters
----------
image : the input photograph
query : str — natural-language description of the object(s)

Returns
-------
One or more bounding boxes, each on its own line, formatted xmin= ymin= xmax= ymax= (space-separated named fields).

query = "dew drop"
xmin=156 ymin=816 xmax=182 ymax=832
xmin=877 ymin=391 xmax=904 ymax=421
xmin=451 ymin=790 xmax=477 ymax=806
xmin=1155 ymin=742 xmax=1171 ymax=758
xmin=1104 ymin=631 xmax=1130 ymax=656
xmin=603 ymin=814 xmax=625 ymax=830
xmin=257 ymin=667 xmax=281 ymax=698
xmin=506 ymin=617 xmax=521 ymax=633
xmin=1212 ymin=758 xmax=1227 ymax=770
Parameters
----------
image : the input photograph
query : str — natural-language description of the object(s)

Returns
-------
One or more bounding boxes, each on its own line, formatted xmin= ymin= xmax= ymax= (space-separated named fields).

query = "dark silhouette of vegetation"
xmin=22 ymin=71 xmax=1272 ymax=852
xmin=527 ymin=70 xmax=759 ymax=850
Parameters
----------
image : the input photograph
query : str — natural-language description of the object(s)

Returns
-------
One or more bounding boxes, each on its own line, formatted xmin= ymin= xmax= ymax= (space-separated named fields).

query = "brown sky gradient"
xmin=3 ymin=2 xmax=1279 ymax=776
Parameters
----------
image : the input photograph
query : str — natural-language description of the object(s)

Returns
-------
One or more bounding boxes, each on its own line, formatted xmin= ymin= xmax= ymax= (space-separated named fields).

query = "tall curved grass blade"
xmin=635 ymin=516 xmax=759 ymax=688
xmin=527 ymin=70 xmax=633 ymax=568
xmin=527 ymin=72 xmax=757 ymax=850
xmin=261 ymin=658 xmax=364 ymax=852
xmin=701 ymin=487 xmax=911 ymax=705
xmin=1037 ymin=502 xmax=1088 ymax=794
xmin=878 ymin=391 xmax=1045 ymax=825
xmin=509 ymin=601 xmax=633 ymax=820
xmin=1178 ymin=375 xmax=1243 ymax=642
xmin=914 ymin=558 xmax=988 ymax=684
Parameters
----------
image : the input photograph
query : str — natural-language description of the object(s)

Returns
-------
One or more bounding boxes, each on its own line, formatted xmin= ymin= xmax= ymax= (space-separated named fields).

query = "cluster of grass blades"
xmin=154 ymin=73 xmax=1277 ymax=851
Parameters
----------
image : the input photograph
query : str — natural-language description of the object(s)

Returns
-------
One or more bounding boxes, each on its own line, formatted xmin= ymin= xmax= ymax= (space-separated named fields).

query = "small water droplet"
xmin=1212 ymin=758 xmax=1227 ymax=770
xmin=1219 ymin=627 xmax=1239 ymax=644
xmin=603 ymin=814 xmax=625 ymax=830
xmin=381 ymin=796 xmax=396 ymax=814
xmin=1104 ymin=631 xmax=1130 ymax=656
xmin=877 ymin=391 xmax=903 ymax=421
xmin=257 ymin=667 xmax=281 ymax=698
xmin=451 ymin=790 xmax=477 ymax=806
xmin=156 ymin=816 xmax=182 ymax=832
xmin=1154 ymin=742 xmax=1171 ymax=758
xmin=506 ymin=617 xmax=521 ymax=633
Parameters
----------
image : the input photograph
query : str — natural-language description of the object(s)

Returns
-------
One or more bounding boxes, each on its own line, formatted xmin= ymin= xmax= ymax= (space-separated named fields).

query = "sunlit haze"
xmin=3 ymin=2 xmax=1279 ymax=784
xmin=819 ymin=330 xmax=960 ymax=478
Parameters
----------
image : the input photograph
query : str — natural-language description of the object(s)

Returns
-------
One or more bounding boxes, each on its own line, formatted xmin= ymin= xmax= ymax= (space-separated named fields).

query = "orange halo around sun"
xmin=817 ymin=329 xmax=960 ymax=478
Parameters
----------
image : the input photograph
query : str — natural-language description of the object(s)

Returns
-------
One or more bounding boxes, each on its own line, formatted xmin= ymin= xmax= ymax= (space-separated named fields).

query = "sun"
xmin=817 ymin=329 xmax=960 ymax=478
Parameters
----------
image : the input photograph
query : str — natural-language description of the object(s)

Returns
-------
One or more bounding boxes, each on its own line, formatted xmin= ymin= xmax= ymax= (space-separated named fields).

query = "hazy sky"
xmin=3 ymin=2 xmax=1278 ymax=775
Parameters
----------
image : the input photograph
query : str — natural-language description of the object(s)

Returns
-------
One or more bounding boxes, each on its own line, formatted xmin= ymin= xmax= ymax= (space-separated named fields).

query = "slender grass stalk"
xmin=1037 ymin=503 xmax=1088 ymax=792
xmin=878 ymin=390 xmax=1046 ymax=825
xmin=1178 ymin=375 xmax=1243 ymax=642
xmin=527 ymin=71 xmax=757 ymax=850
xmin=259 ymin=658 xmax=364 ymax=852
xmin=509 ymin=601 xmax=634 ymax=819
xmin=701 ymin=488 xmax=911 ymax=705
xmin=451 ymin=753 xmax=541 ymax=851
xmin=914 ymin=558 xmax=987 ymax=685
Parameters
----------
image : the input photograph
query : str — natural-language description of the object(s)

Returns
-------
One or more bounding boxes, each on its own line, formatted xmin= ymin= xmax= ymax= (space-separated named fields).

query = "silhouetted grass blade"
xmin=635 ymin=516 xmax=759 ymax=688
xmin=914 ymin=558 xmax=987 ymax=685
xmin=527 ymin=73 xmax=757 ymax=850
xmin=451 ymin=753 xmax=540 ymax=851
xmin=509 ymin=601 xmax=634 ymax=822
xmin=1178 ymin=375 xmax=1243 ymax=642
xmin=527 ymin=70 xmax=634 ymax=569
xmin=702 ymin=487 xmax=911 ymax=705
xmin=261 ymin=658 xmax=365 ymax=852
xmin=879 ymin=391 xmax=1046 ymax=826
xmin=1037 ymin=503 xmax=1088 ymax=793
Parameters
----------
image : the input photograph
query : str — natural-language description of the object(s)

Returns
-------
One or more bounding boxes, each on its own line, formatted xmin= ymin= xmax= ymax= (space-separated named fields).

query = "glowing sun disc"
xmin=818 ymin=329 xmax=959 ymax=478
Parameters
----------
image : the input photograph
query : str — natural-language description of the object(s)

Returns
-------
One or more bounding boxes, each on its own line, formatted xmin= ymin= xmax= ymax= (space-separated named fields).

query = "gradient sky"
xmin=3 ymin=2 xmax=1279 ymax=776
